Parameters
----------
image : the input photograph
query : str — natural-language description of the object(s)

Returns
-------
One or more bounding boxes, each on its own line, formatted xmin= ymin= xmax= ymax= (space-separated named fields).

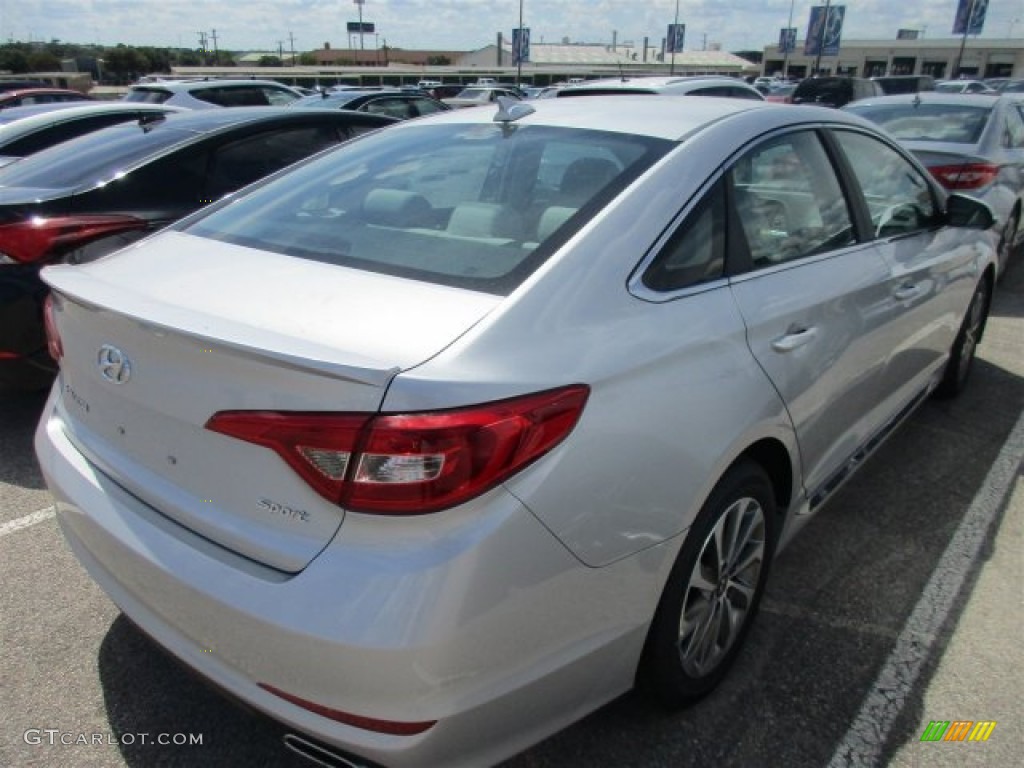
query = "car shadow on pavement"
xmin=0 ymin=387 xmax=49 ymax=490
xmin=91 ymin=362 xmax=1023 ymax=768
xmin=98 ymin=615 xmax=309 ymax=767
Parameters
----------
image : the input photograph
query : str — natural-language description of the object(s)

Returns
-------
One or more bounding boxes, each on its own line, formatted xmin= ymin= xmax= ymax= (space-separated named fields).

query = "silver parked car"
xmin=36 ymin=96 xmax=997 ymax=768
xmin=557 ymin=74 xmax=765 ymax=100
xmin=845 ymin=92 xmax=1024 ymax=276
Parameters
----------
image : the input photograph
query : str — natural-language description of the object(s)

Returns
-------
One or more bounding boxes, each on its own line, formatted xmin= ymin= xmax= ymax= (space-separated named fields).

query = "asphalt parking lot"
xmin=1 ymin=260 xmax=1021 ymax=768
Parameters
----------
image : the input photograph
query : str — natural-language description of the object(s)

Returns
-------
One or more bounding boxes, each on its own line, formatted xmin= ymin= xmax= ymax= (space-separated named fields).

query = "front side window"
xmin=186 ymin=123 xmax=670 ymax=294
xmin=833 ymin=130 xmax=939 ymax=238
xmin=730 ymin=130 xmax=855 ymax=267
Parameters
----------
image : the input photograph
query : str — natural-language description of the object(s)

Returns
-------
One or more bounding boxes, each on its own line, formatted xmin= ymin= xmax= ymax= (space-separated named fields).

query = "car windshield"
xmin=0 ymin=121 xmax=188 ymax=188
xmin=455 ymin=89 xmax=488 ymax=99
xmin=186 ymin=123 xmax=671 ymax=295
xmin=846 ymin=103 xmax=991 ymax=143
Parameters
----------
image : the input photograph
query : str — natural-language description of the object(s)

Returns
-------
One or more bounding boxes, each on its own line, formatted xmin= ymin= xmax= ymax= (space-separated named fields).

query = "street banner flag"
xmin=513 ymin=28 xmax=530 ymax=64
xmin=953 ymin=0 xmax=988 ymax=35
xmin=804 ymin=5 xmax=845 ymax=56
xmin=667 ymin=23 xmax=686 ymax=54
xmin=779 ymin=27 xmax=797 ymax=54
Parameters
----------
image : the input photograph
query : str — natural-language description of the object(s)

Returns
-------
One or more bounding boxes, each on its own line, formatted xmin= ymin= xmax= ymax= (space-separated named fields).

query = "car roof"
xmin=562 ymin=75 xmax=739 ymax=89
xmin=385 ymin=93 xmax=862 ymax=142
xmin=0 ymin=101 xmax=181 ymax=129
xmin=0 ymin=87 xmax=87 ymax=96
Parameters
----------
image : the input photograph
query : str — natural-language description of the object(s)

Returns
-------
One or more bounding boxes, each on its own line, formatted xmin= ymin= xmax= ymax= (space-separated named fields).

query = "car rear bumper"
xmin=35 ymin=387 xmax=671 ymax=767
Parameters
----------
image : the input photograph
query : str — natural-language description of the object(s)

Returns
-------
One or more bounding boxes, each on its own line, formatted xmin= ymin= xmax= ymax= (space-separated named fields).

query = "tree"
xmin=103 ymin=45 xmax=151 ymax=83
xmin=28 ymin=51 xmax=62 ymax=72
xmin=298 ymin=52 xmax=318 ymax=66
xmin=0 ymin=46 xmax=30 ymax=73
xmin=258 ymin=56 xmax=283 ymax=67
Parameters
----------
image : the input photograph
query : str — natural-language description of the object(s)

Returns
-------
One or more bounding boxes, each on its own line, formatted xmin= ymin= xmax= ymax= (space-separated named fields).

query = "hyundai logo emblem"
xmin=97 ymin=344 xmax=132 ymax=384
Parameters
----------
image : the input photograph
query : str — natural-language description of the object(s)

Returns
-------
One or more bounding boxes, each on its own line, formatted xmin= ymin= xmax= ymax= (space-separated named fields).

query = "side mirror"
xmin=946 ymin=193 xmax=995 ymax=230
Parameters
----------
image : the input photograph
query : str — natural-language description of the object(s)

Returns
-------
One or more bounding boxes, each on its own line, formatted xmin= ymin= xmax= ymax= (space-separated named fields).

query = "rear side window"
xmin=186 ymin=123 xmax=670 ymax=295
xmin=643 ymin=180 xmax=725 ymax=291
xmin=205 ymin=124 xmax=345 ymax=198
xmin=193 ymin=87 xmax=270 ymax=107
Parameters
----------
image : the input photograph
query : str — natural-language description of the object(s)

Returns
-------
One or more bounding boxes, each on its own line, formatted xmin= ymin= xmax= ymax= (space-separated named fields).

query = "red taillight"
xmin=205 ymin=385 xmax=590 ymax=514
xmin=43 ymin=293 xmax=63 ymax=362
xmin=259 ymin=683 xmax=436 ymax=735
xmin=927 ymin=163 xmax=999 ymax=191
xmin=0 ymin=214 xmax=148 ymax=264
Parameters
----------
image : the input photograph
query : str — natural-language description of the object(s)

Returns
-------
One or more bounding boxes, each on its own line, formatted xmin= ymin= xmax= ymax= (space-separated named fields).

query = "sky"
xmin=3 ymin=0 xmax=1022 ymax=54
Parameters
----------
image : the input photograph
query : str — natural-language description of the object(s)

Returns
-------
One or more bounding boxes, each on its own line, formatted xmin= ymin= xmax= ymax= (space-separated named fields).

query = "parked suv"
xmin=791 ymin=76 xmax=883 ymax=108
xmin=123 ymin=79 xmax=304 ymax=109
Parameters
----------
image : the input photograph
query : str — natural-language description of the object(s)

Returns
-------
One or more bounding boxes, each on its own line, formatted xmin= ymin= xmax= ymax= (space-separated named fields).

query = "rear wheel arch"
xmin=738 ymin=437 xmax=794 ymax=519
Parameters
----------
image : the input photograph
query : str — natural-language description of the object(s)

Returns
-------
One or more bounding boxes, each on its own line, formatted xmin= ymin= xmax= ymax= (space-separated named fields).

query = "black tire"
xmin=996 ymin=210 xmax=1019 ymax=281
xmin=935 ymin=277 xmax=990 ymax=399
xmin=637 ymin=459 xmax=777 ymax=708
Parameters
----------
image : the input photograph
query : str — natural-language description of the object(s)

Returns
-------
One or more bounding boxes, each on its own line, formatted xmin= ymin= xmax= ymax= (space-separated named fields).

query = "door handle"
xmin=893 ymin=283 xmax=923 ymax=301
xmin=771 ymin=326 xmax=817 ymax=352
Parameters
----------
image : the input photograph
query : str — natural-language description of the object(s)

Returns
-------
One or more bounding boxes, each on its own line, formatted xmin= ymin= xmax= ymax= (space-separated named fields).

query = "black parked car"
xmin=289 ymin=88 xmax=451 ymax=119
xmin=791 ymin=76 xmax=883 ymax=108
xmin=0 ymin=107 xmax=396 ymax=390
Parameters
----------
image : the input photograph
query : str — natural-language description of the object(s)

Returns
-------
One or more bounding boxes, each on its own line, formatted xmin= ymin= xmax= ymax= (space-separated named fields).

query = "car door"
xmin=725 ymin=128 xmax=909 ymax=506
xmin=830 ymin=128 xmax=978 ymax=406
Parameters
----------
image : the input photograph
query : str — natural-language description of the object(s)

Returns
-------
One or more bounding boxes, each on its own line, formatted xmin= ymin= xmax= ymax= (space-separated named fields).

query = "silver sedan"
xmin=845 ymin=92 xmax=1024 ymax=276
xmin=35 ymin=96 xmax=997 ymax=768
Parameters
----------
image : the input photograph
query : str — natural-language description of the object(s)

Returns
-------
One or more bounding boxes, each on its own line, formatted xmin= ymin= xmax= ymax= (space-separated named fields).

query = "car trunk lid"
xmin=42 ymin=231 xmax=501 ymax=572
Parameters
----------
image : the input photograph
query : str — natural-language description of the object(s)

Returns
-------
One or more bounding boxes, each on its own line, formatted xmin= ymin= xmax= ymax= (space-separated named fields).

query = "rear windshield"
xmin=186 ymin=122 xmax=671 ymax=295
xmin=845 ymin=103 xmax=991 ymax=144
xmin=0 ymin=121 xmax=188 ymax=188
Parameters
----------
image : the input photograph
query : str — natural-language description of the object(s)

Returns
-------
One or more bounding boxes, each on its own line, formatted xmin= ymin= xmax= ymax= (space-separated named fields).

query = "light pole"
xmin=670 ymin=0 xmax=680 ymax=75
xmin=954 ymin=0 xmax=977 ymax=78
xmin=812 ymin=0 xmax=831 ymax=76
xmin=516 ymin=0 xmax=524 ymax=87
xmin=354 ymin=0 xmax=366 ymax=51
xmin=782 ymin=0 xmax=795 ymax=78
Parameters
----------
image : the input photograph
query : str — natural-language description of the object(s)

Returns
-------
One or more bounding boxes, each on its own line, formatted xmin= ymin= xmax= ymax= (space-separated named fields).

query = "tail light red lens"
xmin=43 ymin=293 xmax=63 ymax=362
xmin=259 ymin=683 xmax=436 ymax=735
xmin=927 ymin=162 xmax=999 ymax=191
xmin=206 ymin=385 xmax=590 ymax=514
xmin=0 ymin=214 xmax=148 ymax=264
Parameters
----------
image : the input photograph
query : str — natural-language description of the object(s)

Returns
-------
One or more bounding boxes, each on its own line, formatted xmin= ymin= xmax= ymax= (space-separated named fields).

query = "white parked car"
xmin=36 ymin=95 xmax=997 ymax=768
xmin=122 ymin=78 xmax=304 ymax=108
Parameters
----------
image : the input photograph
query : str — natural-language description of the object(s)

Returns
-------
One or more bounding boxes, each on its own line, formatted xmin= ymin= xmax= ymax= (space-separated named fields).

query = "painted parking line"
xmin=0 ymin=506 xmax=56 ymax=538
xmin=828 ymin=409 xmax=1024 ymax=768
